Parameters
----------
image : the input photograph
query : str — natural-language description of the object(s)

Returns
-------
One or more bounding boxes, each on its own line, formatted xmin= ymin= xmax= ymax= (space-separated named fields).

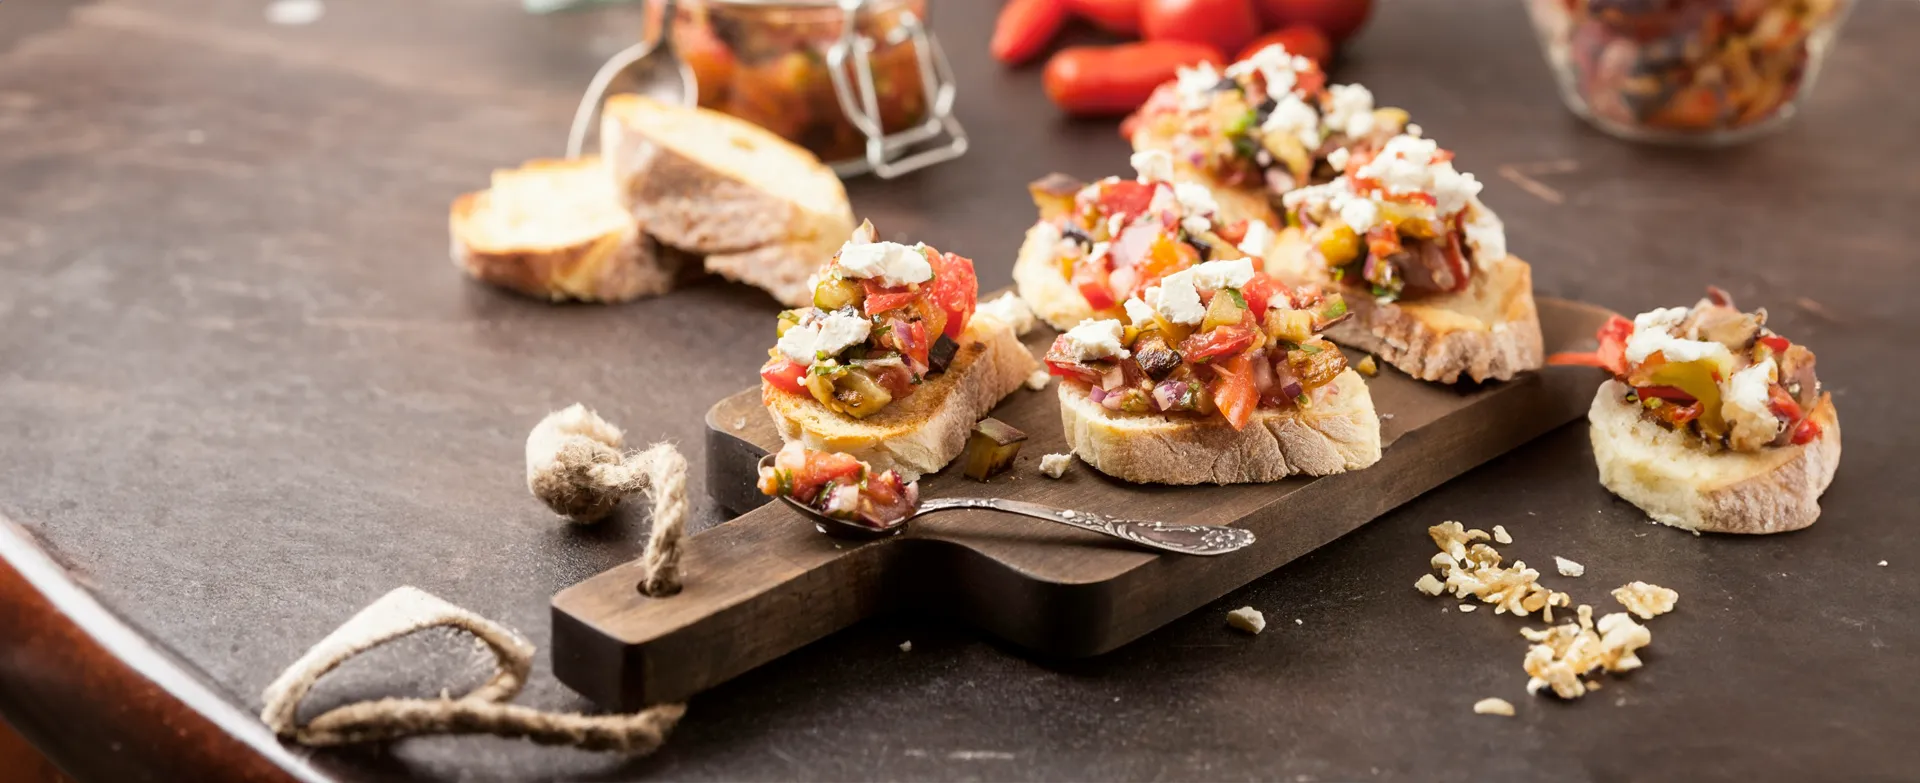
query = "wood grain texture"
xmin=552 ymin=299 xmax=1609 ymax=709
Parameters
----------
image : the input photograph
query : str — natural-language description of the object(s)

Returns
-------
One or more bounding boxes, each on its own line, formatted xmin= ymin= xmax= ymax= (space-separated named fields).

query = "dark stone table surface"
xmin=1 ymin=0 xmax=1915 ymax=780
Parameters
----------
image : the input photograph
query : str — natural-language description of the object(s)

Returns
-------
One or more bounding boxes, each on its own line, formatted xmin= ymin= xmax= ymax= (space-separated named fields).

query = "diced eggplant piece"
xmin=927 ymin=334 xmax=959 ymax=374
xmin=831 ymin=369 xmax=893 ymax=419
xmin=1200 ymin=290 xmax=1247 ymax=333
xmin=962 ymin=418 xmax=1028 ymax=481
xmin=1028 ymin=173 xmax=1085 ymax=222
xmin=1134 ymin=334 xmax=1183 ymax=380
xmin=1263 ymin=308 xmax=1316 ymax=345
xmin=776 ymin=309 xmax=803 ymax=338
xmin=1285 ymin=339 xmax=1351 ymax=389
xmin=1693 ymin=306 xmax=1765 ymax=353
xmin=814 ymin=276 xmax=864 ymax=311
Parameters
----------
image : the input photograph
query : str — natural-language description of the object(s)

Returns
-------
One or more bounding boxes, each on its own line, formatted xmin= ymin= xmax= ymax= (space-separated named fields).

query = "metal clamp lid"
xmin=824 ymin=0 xmax=968 ymax=178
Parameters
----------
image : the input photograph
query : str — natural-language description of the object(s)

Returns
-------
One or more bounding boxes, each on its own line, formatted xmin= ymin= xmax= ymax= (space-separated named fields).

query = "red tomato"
xmin=1096 ymin=180 xmax=1157 ymax=220
xmin=1758 ymin=335 xmax=1792 ymax=354
xmin=1767 ymin=384 xmax=1803 ymax=421
xmin=1240 ymin=274 xmax=1279 ymax=320
xmin=1791 ymin=417 xmax=1822 ymax=445
xmin=791 ymin=450 xmax=865 ymax=503
xmin=1143 ymin=0 xmax=1260 ymax=58
xmin=1180 ymin=325 xmax=1255 ymax=362
xmin=1065 ymin=0 xmax=1143 ymax=35
xmin=897 ymin=319 xmax=931 ymax=368
xmin=1254 ymin=0 xmax=1374 ymax=43
xmin=862 ymin=281 xmax=919 ymax=315
xmin=760 ymin=357 xmax=807 ymax=394
xmin=1073 ymin=265 xmax=1119 ymax=310
xmin=1044 ymin=42 xmax=1225 ymax=116
xmin=926 ymin=251 xmax=979 ymax=338
xmin=993 ymin=0 xmax=1069 ymax=65
xmin=1237 ymin=25 xmax=1332 ymax=67
xmin=1209 ymin=353 xmax=1259 ymax=431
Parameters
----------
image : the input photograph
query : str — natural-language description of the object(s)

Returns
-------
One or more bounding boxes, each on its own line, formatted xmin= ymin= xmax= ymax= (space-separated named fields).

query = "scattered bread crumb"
xmin=1611 ymin=581 xmax=1678 ymax=619
xmin=1473 ymin=697 xmax=1515 ymax=716
xmin=1879 ymin=560 xmax=1889 ymax=567
xmin=1458 ymin=604 xmax=1477 ymax=613
xmin=1493 ymin=525 xmax=1512 ymax=545
xmin=1522 ymin=612 xmax=1651 ymax=699
xmin=265 ymin=0 xmax=324 ymax=26
xmin=1584 ymin=679 xmax=1602 ymax=691
xmin=1038 ymin=453 xmax=1073 ymax=478
xmin=1414 ymin=574 xmax=1445 ymax=596
xmin=899 ymin=641 xmax=912 ymax=652
xmin=1423 ymin=523 xmax=1571 ymax=619
xmin=1357 ymin=355 xmax=1378 ymax=376
xmin=731 ymin=416 xmax=748 ymax=431
xmin=1295 ymin=618 xmax=1302 ymax=626
xmin=1026 ymin=368 xmax=1052 ymax=390
xmin=1555 ymin=556 xmax=1585 ymax=578
xmin=1226 ymin=606 xmax=1266 ymax=635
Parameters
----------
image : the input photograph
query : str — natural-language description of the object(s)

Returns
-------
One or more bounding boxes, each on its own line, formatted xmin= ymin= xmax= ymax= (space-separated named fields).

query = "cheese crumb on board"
xmin=899 ymin=641 xmax=912 ymax=652
xmin=1459 ymin=604 xmax=1477 ymax=613
xmin=1473 ymin=697 xmax=1515 ymax=716
xmin=1226 ymin=606 xmax=1266 ymax=635
xmin=1555 ymin=557 xmax=1585 ymax=578
xmin=1493 ymin=525 xmax=1512 ymax=545
xmin=976 ymin=292 xmax=1036 ymax=336
xmin=1611 ymin=581 xmax=1679 ymax=619
xmin=1038 ymin=453 xmax=1073 ymax=478
xmin=1026 ymin=369 xmax=1051 ymax=390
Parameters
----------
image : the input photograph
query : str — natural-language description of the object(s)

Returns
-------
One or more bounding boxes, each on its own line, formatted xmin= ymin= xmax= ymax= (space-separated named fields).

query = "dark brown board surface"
xmin=553 ymin=300 xmax=1609 ymax=709
xmin=0 ymin=0 xmax=1917 ymax=781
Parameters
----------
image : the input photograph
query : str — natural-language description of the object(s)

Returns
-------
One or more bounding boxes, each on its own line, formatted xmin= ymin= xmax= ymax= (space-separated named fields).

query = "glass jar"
xmin=660 ymin=0 xmax=966 ymax=177
xmin=1526 ymin=0 xmax=1852 ymax=145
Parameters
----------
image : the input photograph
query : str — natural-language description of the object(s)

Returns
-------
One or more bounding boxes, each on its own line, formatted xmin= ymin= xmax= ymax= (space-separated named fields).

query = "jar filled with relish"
xmin=1527 ymin=0 xmax=1852 ymax=145
xmin=659 ymin=0 xmax=966 ymax=176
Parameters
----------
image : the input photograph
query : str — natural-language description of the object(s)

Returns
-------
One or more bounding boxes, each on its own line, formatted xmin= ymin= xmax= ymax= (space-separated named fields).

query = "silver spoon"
xmin=757 ymin=456 xmax=1255 ymax=556
xmin=565 ymin=0 xmax=696 ymax=159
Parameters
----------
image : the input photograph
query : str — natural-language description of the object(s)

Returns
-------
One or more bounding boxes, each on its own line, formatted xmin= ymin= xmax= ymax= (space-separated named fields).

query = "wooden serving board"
xmin=552 ymin=298 xmax=1611 ymax=710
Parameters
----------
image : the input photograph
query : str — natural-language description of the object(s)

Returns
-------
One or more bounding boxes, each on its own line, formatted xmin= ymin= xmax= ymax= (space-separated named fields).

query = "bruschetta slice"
xmin=1553 ymin=291 xmax=1840 ymax=534
xmin=760 ymin=223 xmax=1038 ymax=481
xmin=1126 ymin=44 xmax=1412 ymax=226
xmin=1271 ymin=134 xmax=1543 ymax=383
xmin=1015 ymin=151 xmax=1281 ymax=332
xmin=1042 ymin=260 xmax=1380 ymax=484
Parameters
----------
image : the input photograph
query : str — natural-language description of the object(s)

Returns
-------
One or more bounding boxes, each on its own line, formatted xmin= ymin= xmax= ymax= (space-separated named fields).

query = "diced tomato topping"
xmin=1044 ymin=337 xmax=1108 ymax=384
xmin=862 ymin=281 xmax=919 ymax=315
xmin=1790 ymin=417 xmax=1822 ymax=445
xmin=1758 ymin=335 xmax=1791 ymax=354
xmin=789 ymin=450 xmax=865 ymax=503
xmin=1767 ymin=384 xmax=1803 ymax=421
xmin=925 ymin=250 xmax=978 ymax=338
xmin=1663 ymin=400 xmax=1703 ymax=426
xmin=1210 ymin=353 xmax=1259 ymax=431
xmin=1365 ymin=224 xmax=1403 ymax=259
xmin=1295 ymin=68 xmax=1326 ymax=96
xmin=1073 ymin=264 xmax=1118 ymax=310
xmin=1180 ymin=325 xmax=1256 ymax=362
xmin=1636 ymin=385 xmax=1698 ymax=403
xmin=760 ymin=358 xmax=808 ymax=394
xmin=1241 ymin=273 xmax=1280 ymax=321
xmin=897 ymin=319 xmax=931 ymax=368
xmin=1095 ymin=180 xmax=1155 ymax=220
xmin=1214 ymin=219 xmax=1249 ymax=246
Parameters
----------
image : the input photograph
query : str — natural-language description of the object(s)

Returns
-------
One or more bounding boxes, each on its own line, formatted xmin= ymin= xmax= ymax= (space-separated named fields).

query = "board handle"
xmin=551 ymin=502 xmax=910 ymax=710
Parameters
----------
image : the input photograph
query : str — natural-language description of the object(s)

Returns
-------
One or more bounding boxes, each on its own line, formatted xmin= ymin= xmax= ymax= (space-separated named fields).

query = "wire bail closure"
xmin=825 ymin=0 xmax=967 ymax=179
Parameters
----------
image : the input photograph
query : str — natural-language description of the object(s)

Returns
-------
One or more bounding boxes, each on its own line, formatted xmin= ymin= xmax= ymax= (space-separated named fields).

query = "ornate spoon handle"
xmin=916 ymin=498 xmax=1255 ymax=556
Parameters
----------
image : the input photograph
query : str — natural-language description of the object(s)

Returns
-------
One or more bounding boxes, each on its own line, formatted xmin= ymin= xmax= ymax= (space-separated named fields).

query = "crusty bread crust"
xmin=1270 ymin=227 xmax=1544 ymax=383
xmin=1059 ymin=368 xmax=1381 ymax=485
xmin=602 ymin=94 xmax=853 ymax=256
xmin=764 ymin=318 xmax=1039 ymax=481
xmin=1588 ymin=380 xmax=1841 ymax=534
xmin=1012 ymin=222 xmax=1099 ymax=331
xmin=703 ymin=237 xmax=838 ymax=308
xmin=448 ymin=159 xmax=680 ymax=303
xmin=1129 ymin=125 xmax=1281 ymax=230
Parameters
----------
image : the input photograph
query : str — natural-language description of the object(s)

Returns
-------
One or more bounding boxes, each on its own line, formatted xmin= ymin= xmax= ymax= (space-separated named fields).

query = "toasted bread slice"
xmin=764 ymin=318 xmax=1039 ymax=481
xmin=702 ymin=236 xmax=839 ymax=308
xmin=449 ymin=156 xmax=679 ymax=303
xmin=1059 ymin=368 xmax=1381 ymax=485
xmin=603 ymin=94 xmax=854 ymax=256
xmin=1011 ymin=221 xmax=1101 ymax=332
xmin=1269 ymin=227 xmax=1543 ymax=383
xmin=1129 ymin=126 xmax=1281 ymax=230
xmin=1588 ymin=380 xmax=1840 ymax=534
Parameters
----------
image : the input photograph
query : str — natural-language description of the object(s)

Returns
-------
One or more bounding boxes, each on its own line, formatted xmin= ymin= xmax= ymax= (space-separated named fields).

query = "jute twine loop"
xmin=258 ymin=405 xmax=694 ymax=752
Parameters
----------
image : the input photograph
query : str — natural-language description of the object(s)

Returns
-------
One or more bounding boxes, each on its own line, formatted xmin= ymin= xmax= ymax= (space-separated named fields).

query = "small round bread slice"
xmin=1269 ymin=227 xmax=1543 ymax=383
xmin=1011 ymin=221 xmax=1097 ymax=332
xmin=1588 ymin=379 xmax=1841 ymax=534
xmin=450 ymin=156 xmax=679 ymax=303
xmin=1060 ymin=369 xmax=1382 ymax=485
xmin=764 ymin=318 xmax=1039 ymax=482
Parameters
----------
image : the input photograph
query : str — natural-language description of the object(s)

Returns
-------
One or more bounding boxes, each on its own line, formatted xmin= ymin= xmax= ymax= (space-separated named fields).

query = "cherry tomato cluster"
xmin=993 ymin=0 xmax=1374 ymax=116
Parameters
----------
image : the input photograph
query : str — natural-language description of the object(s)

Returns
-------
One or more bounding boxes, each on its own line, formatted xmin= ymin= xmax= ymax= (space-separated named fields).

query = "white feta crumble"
xmin=1324 ymin=83 xmax=1376 ymax=139
xmin=1462 ymin=197 xmax=1508 ymax=264
xmin=1238 ymin=219 xmax=1276 ymax=257
xmin=1227 ymin=45 xmax=1310 ymax=103
xmin=1286 ymin=179 xmax=1379 ymax=232
xmin=976 ymin=292 xmax=1035 ymax=336
xmin=1149 ymin=270 xmax=1207 ymax=325
xmin=1175 ymin=61 xmax=1222 ymax=111
xmin=835 ymin=241 xmax=932 ymax=287
xmin=1130 ymin=149 xmax=1174 ymax=183
xmin=776 ymin=310 xmax=871 ymax=366
xmin=1026 ymin=368 xmax=1051 ymax=390
xmin=1061 ymin=319 xmax=1129 ymax=361
xmin=1261 ymin=93 xmax=1322 ymax=149
xmin=1355 ymin=134 xmax=1485 ymax=216
xmin=1226 ymin=606 xmax=1266 ymax=635
xmin=1622 ymin=306 xmax=1732 ymax=365
xmin=1122 ymin=297 xmax=1157 ymax=326
xmin=1725 ymin=357 xmax=1777 ymax=419
xmin=1555 ymin=556 xmax=1585 ymax=578
xmin=1172 ymin=182 xmax=1218 ymax=235
xmin=1339 ymin=196 xmax=1380 ymax=233
xmin=1147 ymin=183 xmax=1177 ymax=217
xmin=1326 ymin=146 xmax=1350 ymax=172
xmin=1106 ymin=213 xmax=1126 ymax=239
xmin=1038 ymin=453 xmax=1073 ymax=478
xmin=1192 ymin=258 xmax=1255 ymax=291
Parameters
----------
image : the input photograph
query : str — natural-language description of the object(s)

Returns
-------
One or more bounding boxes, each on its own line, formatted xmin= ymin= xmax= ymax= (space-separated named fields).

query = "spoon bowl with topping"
xmin=757 ymin=449 xmax=1255 ymax=556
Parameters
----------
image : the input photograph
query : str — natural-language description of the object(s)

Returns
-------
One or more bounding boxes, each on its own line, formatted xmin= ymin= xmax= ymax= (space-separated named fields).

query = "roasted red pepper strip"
xmin=1636 ymin=385 xmax=1698 ymax=403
